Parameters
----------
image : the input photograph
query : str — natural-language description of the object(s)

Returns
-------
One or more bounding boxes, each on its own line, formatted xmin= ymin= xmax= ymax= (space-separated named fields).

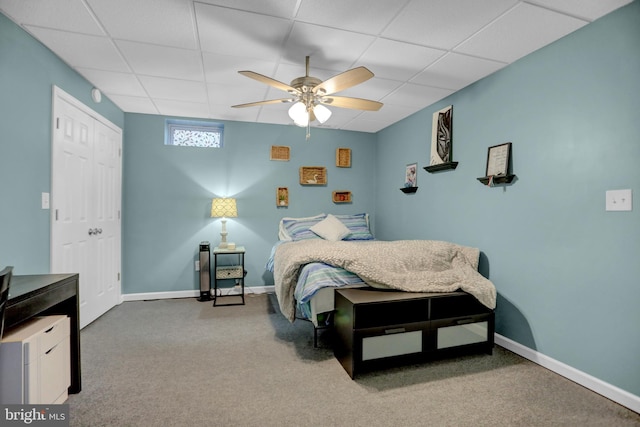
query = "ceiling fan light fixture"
xmin=313 ymin=104 xmax=331 ymax=124
xmin=288 ymin=101 xmax=308 ymax=127
xmin=234 ymin=56 xmax=381 ymax=137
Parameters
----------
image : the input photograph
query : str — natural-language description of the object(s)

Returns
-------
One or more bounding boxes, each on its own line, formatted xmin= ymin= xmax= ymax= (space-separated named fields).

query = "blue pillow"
xmin=281 ymin=214 xmax=327 ymax=241
xmin=334 ymin=213 xmax=374 ymax=240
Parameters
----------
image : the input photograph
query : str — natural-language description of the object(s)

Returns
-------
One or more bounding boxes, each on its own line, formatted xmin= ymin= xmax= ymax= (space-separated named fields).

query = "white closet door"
xmin=92 ymin=120 xmax=121 ymax=320
xmin=51 ymin=87 xmax=122 ymax=328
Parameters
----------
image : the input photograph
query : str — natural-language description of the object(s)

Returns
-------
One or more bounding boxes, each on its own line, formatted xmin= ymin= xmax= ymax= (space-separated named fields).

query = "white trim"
xmin=121 ymin=285 xmax=275 ymax=302
xmin=495 ymin=334 xmax=640 ymax=414
xmin=53 ymin=86 xmax=122 ymax=133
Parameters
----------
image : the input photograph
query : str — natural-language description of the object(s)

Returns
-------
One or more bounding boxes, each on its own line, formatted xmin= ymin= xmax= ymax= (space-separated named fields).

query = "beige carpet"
xmin=67 ymin=294 xmax=640 ymax=426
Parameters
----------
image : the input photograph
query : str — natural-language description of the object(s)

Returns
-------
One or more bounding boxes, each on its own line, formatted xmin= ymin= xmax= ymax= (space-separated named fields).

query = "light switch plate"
xmin=41 ymin=192 xmax=50 ymax=209
xmin=605 ymin=189 xmax=632 ymax=211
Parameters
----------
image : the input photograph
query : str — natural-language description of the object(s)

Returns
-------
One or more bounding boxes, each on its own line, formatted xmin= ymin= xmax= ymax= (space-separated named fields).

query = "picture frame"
xmin=485 ymin=142 xmax=512 ymax=177
xmin=430 ymin=105 xmax=453 ymax=166
xmin=404 ymin=163 xmax=417 ymax=188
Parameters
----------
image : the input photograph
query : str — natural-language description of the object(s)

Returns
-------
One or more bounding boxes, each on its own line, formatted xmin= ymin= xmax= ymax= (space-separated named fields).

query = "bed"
xmin=266 ymin=213 xmax=496 ymax=344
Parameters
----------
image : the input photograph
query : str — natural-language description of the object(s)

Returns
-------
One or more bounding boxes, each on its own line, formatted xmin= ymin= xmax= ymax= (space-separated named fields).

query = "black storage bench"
xmin=333 ymin=288 xmax=494 ymax=378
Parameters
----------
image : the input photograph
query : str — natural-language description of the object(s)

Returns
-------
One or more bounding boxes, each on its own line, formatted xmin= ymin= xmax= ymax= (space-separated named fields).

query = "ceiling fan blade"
xmin=313 ymin=66 xmax=374 ymax=95
xmin=232 ymin=98 xmax=293 ymax=108
xmin=321 ymin=96 xmax=383 ymax=111
xmin=238 ymin=71 xmax=299 ymax=94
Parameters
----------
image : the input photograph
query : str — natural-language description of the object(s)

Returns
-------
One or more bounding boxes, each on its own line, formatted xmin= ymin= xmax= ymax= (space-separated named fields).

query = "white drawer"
xmin=39 ymin=316 xmax=69 ymax=354
xmin=39 ymin=335 xmax=70 ymax=404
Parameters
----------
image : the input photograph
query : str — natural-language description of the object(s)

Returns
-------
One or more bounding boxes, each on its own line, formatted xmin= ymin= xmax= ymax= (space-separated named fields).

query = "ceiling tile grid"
xmin=0 ymin=0 xmax=632 ymax=133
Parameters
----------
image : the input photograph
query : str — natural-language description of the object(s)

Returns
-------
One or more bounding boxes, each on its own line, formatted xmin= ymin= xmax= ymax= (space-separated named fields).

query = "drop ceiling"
xmin=0 ymin=0 xmax=632 ymax=133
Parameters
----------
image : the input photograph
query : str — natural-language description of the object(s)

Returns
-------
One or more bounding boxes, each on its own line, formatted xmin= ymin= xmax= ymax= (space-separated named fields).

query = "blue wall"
xmin=0 ymin=13 xmax=124 ymax=273
xmin=122 ymin=114 xmax=376 ymax=294
xmin=375 ymin=2 xmax=640 ymax=396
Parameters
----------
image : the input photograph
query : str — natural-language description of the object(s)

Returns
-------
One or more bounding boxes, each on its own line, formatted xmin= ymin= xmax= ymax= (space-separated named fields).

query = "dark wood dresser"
xmin=334 ymin=288 xmax=494 ymax=378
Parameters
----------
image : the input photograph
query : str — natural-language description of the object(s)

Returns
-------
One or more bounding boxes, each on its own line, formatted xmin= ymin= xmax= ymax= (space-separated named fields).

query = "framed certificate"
xmin=485 ymin=142 xmax=511 ymax=176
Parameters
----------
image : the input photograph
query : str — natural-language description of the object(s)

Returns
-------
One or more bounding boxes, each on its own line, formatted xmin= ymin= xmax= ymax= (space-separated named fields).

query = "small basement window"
xmin=165 ymin=119 xmax=224 ymax=147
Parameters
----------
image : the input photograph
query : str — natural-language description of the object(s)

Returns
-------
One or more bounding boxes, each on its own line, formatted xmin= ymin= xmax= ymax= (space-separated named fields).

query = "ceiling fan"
xmin=232 ymin=56 xmax=383 ymax=139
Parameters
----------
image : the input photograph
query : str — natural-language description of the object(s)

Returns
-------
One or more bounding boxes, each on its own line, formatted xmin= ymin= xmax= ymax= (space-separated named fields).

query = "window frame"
xmin=165 ymin=119 xmax=224 ymax=148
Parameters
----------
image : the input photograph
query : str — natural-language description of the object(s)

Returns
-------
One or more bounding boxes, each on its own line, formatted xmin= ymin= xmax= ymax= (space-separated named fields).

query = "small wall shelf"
xmin=477 ymin=175 xmax=516 ymax=185
xmin=336 ymin=148 xmax=351 ymax=167
xmin=424 ymin=162 xmax=458 ymax=173
xmin=400 ymin=187 xmax=418 ymax=194
xmin=276 ymin=187 xmax=288 ymax=207
xmin=332 ymin=191 xmax=352 ymax=203
xmin=270 ymin=145 xmax=290 ymax=161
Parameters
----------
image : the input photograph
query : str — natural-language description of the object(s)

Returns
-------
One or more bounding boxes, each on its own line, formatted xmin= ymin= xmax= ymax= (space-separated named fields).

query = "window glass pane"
xmin=165 ymin=120 xmax=224 ymax=147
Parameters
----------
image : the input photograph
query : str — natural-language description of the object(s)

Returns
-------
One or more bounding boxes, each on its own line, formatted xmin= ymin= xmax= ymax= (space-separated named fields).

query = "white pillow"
xmin=310 ymin=214 xmax=350 ymax=241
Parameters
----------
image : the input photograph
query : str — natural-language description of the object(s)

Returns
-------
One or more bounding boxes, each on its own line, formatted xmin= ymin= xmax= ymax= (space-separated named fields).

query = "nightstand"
xmin=212 ymin=246 xmax=245 ymax=306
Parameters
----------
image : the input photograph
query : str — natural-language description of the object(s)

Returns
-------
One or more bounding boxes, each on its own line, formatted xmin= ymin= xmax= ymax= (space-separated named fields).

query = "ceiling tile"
xmin=203 ymin=54 xmax=278 ymax=85
xmin=295 ymin=0 xmax=407 ymax=35
xmin=382 ymin=83 xmax=454 ymax=110
xmin=210 ymin=103 xmax=259 ymax=123
xmin=108 ymin=94 xmax=159 ymax=114
xmin=116 ymin=40 xmax=204 ymax=81
xmin=195 ymin=0 xmax=299 ymax=18
xmin=155 ymin=99 xmax=210 ymax=118
xmin=342 ymin=117 xmax=389 ymax=133
xmin=86 ymin=0 xmax=198 ymax=49
xmin=0 ymin=0 xmax=104 ymax=35
xmin=357 ymin=38 xmax=446 ymax=81
xmin=25 ymin=26 xmax=129 ymax=72
xmin=208 ymin=82 xmax=270 ymax=107
xmin=525 ymin=0 xmax=633 ymax=21
xmin=281 ymin=22 xmax=375 ymax=70
xmin=411 ymin=53 xmax=507 ymax=90
xmin=369 ymin=103 xmax=421 ymax=125
xmin=382 ymin=0 xmax=518 ymax=49
xmin=337 ymin=77 xmax=404 ymax=102
xmin=76 ymin=68 xmax=147 ymax=97
xmin=195 ymin=3 xmax=292 ymax=60
xmin=455 ymin=3 xmax=588 ymax=63
xmin=139 ymin=76 xmax=208 ymax=103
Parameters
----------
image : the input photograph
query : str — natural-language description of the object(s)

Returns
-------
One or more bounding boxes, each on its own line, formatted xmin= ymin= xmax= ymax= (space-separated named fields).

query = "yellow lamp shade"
xmin=211 ymin=198 xmax=237 ymax=218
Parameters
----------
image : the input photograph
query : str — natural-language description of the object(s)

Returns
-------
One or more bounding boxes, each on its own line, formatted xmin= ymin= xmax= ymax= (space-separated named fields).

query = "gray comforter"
xmin=273 ymin=239 xmax=496 ymax=322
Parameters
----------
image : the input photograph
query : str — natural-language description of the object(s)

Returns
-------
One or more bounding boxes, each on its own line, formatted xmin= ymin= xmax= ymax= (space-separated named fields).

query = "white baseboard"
xmin=495 ymin=334 xmax=640 ymax=414
xmin=121 ymin=285 xmax=274 ymax=302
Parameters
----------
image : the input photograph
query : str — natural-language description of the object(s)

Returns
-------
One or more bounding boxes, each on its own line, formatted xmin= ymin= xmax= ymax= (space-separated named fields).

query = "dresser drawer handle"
xmin=384 ymin=327 xmax=406 ymax=335
xmin=45 ymin=343 xmax=59 ymax=355
xmin=45 ymin=326 xmax=56 ymax=333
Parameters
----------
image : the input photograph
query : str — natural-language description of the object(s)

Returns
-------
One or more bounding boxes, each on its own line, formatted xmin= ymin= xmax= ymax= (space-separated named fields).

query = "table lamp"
xmin=211 ymin=198 xmax=237 ymax=249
